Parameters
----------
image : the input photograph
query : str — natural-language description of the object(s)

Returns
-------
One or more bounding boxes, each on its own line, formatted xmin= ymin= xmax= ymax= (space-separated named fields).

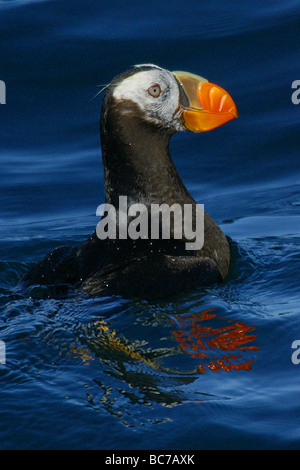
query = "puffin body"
xmin=21 ymin=64 xmax=238 ymax=299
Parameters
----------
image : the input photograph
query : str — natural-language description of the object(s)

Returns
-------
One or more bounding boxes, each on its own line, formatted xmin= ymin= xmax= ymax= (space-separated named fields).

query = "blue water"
xmin=0 ymin=0 xmax=300 ymax=450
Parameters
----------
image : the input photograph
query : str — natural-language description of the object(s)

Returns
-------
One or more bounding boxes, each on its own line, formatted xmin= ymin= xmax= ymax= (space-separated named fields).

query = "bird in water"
xmin=20 ymin=64 xmax=238 ymax=299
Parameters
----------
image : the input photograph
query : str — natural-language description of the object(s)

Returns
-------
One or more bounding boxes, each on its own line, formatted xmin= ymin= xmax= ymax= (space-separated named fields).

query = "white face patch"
xmin=112 ymin=66 xmax=184 ymax=131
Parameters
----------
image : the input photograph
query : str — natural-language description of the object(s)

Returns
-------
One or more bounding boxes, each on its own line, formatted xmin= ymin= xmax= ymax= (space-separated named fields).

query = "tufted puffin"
xmin=21 ymin=64 xmax=238 ymax=299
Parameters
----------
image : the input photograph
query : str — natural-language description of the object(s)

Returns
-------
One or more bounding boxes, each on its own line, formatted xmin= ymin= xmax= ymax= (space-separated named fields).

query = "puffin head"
xmin=108 ymin=64 xmax=238 ymax=133
xmin=100 ymin=64 xmax=238 ymax=206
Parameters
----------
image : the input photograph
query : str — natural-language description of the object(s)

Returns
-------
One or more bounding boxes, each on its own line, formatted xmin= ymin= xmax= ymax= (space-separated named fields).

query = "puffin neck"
xmin=100 ymin=97 xmax=193 ymax=208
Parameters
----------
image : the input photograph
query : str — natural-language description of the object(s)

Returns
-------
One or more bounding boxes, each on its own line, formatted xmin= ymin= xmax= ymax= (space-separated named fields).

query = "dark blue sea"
xmin=0 ymin=0 xmax=300 ymax=450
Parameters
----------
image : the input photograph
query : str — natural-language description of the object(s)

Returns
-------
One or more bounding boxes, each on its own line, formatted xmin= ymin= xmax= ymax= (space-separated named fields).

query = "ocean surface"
xmin=0 ymin=0 xmax=300 ymax=450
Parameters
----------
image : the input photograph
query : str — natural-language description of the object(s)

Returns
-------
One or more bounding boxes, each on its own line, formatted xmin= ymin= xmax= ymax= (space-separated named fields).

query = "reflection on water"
xmin=73 ymin=308 xmax=259 ymax=375
xmin=172 ymin=309 xmax=259 ymax=373
xmin=57 ymin=306 xmax=260 ymax=427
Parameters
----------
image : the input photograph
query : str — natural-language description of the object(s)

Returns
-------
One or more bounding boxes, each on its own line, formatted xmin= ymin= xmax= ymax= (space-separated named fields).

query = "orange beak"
xmin=173 ymin=71 xmax=238 ymax=132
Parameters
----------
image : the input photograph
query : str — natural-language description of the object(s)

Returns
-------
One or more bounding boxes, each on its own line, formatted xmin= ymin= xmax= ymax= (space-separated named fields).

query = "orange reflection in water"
xmin=172 ymin=309 xmax=260 ymax=373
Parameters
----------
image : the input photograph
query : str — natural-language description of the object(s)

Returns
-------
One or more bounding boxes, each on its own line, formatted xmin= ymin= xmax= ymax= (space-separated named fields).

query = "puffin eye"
xmin=148 ymin=84 xmax=161 ymax=98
